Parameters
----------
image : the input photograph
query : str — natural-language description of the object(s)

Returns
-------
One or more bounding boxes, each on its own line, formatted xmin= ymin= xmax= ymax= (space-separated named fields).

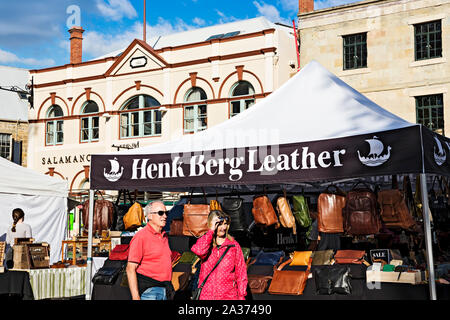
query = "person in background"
xmin=126 ymin=201 xmax=173 ymax=300
xmin=6 ymin=208 xmax=32 ymax=246
xmin=191 ymin=210 xmax=247 ymax=300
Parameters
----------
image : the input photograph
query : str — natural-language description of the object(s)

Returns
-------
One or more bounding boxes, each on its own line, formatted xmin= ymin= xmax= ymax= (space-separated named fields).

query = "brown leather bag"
xmin=182 ymin=189 xmax=210 ymax=237
xmin=82 ymin=197 xmax=115 ymax=233
xmin=377 ymin=189 xmax=416 ymax=229
xmin=343 ymin=182 xmax=381 ymax=235
xmin=123 ymin=202 xmax=145 ymax=231
xmin=268 ymin=257 xmax=311 ymax=295
xmin=252 ymin=195 xmax=279 ymax=228
xmin=334 ymin=250 xmax=366 ymax=264
xmin=248 ymin=275 xmax=272 ymax=294
xmin=276 ymin=190 xmax=296 ymax=234
xmin=317 ymin=185 xmax=346 ymax=233
xmin=169 ymin=219 xmax=184 ymax=236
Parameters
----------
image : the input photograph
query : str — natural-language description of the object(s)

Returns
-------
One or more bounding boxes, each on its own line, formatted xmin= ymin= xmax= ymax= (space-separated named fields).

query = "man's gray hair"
xmin=144 ymin=200 xmax=165 ymax=215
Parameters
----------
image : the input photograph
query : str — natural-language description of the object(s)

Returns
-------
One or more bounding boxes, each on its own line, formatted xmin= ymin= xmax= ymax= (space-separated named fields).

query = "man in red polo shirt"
xmin=126 ymin=201 xmax=172 ymax=300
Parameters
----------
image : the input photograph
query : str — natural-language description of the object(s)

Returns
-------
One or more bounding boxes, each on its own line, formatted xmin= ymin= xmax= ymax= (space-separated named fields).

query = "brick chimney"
xmin=69 ymin=26 xmax=84 ymax=64
xmin=299 ymin=0 xmax=314 ymax=13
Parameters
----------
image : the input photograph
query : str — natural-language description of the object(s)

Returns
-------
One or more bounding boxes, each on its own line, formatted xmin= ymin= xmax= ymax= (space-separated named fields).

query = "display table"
xmin=13 ymin=267 xmax=87 ymax=300
xmin=0 ymin=270 xmax=34 ymax=300
xmin=62 ymin=239 xmax=111 ymax=265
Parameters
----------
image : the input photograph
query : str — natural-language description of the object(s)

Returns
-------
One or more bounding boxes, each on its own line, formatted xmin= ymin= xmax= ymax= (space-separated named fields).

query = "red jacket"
xmin=191 ymin=230 xmax=247 ymax=300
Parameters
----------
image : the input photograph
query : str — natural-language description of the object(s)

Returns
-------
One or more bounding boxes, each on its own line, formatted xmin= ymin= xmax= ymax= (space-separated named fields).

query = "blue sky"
xmin=0 ymin=0 xmax=357 ymax=70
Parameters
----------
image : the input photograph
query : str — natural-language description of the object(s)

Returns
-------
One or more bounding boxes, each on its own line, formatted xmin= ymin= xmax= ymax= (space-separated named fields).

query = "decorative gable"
xmin=105 ymin=39 xmax=169 ymax=76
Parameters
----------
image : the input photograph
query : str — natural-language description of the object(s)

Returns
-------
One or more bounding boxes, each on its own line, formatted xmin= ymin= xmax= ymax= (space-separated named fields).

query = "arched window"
xmin=229 ymin=81 xmax=255 ymax=117
xmin=80 ymin=101 xmax=99 ymax=142
xmin=120 ymin=95 xmax=162 ymax=138
xmin=184 ymin=87 xmax=207 ymax=133
xmin=46 ymin=105 xmax=64 ymax=145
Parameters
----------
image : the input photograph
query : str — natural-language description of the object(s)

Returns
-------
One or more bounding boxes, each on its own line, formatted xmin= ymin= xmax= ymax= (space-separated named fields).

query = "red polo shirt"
xmin=128 ymin=223 xmax=172 ymax=282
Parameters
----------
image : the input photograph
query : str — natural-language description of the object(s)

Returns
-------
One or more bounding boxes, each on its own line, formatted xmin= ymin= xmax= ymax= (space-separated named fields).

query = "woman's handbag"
xmin=268 ymin=257 xmax=312 ymax=295
xmin=314 ymin=265 xmax=352 ymax=295
xmin=317 ymin=185 xmax=346 ymax=233
xmin=222 ymin=191 xmax=247 ymax=233
xmin=93 ymin=263 xmax=126 ymax=285
xmin=82 ymin=192 xmax=115 ymax=233
xmin=311 ymin=250 xmax=334 ymax=266
xmin=123 ymin=202 xmax=145 ymax=231
xmin=334 ymin=250 xmax=367 ymax=264
xmin=192 ymin=245 xmax=234 ymax=300
xmin=276 ymin=190 xmax=297 ymax=234
xmin=248 ymin=275 xmax=272 ymax=294
xmin=290 ymin=251 xmax=313 ymax=266
xmin=252 ymin=194 xmax=280 ymax=228
xmin=183 ymin=188 xmax=210 ymax=238
xmin=250 ymin=250 xmax=285 ymax=266
xmin=292 ymin=194 xmax=312 ymax=228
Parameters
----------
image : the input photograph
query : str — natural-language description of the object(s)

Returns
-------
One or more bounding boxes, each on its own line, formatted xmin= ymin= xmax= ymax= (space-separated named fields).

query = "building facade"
xmin=298 ymin=0 xmax=450 ymax=137
xmin=0 ymin=65 xmax=30 ymax=166
xmin=28 ymin=17 xmax=298 ymax=196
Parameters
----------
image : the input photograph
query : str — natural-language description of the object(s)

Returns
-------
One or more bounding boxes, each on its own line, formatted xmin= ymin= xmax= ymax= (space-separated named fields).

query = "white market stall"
xmin=0 ymin=156 xmax=69 ymax=265
xmin=89 ymin=61 xmax=450 ymax=299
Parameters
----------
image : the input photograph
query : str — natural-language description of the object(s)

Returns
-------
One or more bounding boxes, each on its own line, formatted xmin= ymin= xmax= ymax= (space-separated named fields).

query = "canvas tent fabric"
xmin=90 ymin=61 xmax=449 ymax=191
xmin=0 ymin=156 xmax=68 ymax=264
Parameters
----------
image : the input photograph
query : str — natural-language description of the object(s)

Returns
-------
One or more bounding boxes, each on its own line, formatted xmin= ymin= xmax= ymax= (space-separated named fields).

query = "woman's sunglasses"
xmin=150 ymin=210 xmax=168 ymax=216
xmin=217 ymin=216 xmax=230 ymax=225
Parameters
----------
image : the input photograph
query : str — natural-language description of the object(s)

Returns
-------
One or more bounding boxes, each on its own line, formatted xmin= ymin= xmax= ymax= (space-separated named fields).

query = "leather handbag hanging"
xmin=317 ymin=185 xmax=346 ymax=233
xmin=334 ymin=250 xmax=366 ymax=264
xmin=222 ymin=190 xmax=247 ymax=233
xmin=252 ymin=192 xmax=280 ymax=228
xmin=112 ymin=189 xmax=133 ymax=231
xmin=377 ymin=182 xmax=416 ymax=230
xmin=123 ymin=202 xmax=145 ymax=231
xmin=268 ymin=257 xmax=312 ymax=295
xmin=182 ymin=188 xmax=210 ymax=238
xmin=82 ymin=192 xmax=115 ymax=233
xmin=248 ymin=274 xmax=272 ymax=294
xmin=314 ymin=265 xmax=352 ymax=295
xmin=343 ymin=181 xmax=381 ymax=235
xmin=292 ymin=194 xmax=312 ymax=228
xmin=276 ymin=190 xmax=297 ymax=234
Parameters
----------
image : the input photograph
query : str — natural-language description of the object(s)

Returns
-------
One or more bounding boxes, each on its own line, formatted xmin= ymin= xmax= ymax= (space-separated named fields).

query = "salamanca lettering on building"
xmin=42 ymin=154 xmax=91 ymax=165
xmin=130 ymin=147 xmax=346 ymax=183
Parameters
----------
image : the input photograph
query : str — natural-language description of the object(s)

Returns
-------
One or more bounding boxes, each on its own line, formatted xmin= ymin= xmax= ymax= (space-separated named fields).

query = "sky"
xmin=0 ymin=0 xmax=358 ymax=70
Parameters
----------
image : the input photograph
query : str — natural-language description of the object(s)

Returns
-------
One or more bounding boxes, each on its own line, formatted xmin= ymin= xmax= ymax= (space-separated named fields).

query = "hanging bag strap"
xmin=198 ymin=245 xmax=234 ymax=289
xmin=188 ymin=187 xmax=208 ymax=204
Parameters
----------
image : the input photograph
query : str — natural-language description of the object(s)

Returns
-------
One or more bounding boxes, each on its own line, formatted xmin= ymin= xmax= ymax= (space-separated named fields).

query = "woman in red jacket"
xmin=191 ymin=210 xmax=248 ymax=300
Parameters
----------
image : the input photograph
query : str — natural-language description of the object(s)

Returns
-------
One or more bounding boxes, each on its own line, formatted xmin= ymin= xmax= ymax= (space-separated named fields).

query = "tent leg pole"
xmin=419 ymin=173 xmax=437 ymax=300
xmin=85 ymin=189 xmax=95 ymax=300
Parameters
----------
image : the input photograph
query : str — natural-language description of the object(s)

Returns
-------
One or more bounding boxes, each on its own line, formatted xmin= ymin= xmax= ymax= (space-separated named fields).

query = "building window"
xmin=120 ymin=95 xmax=162 ymax=138
xmin=416 ymin=94 xmax=444 ymax=135
xmin=414 ymin=20 xmax=442 ymax=61
xmin=46 ymin=105 xmax=64 ymax=145
xmin=0 ymin=133 xmax=12 ymax=160
xmin=80 ymin=101 xmax=99 ymax=142
xmin=184 ymin=87 xmax=207 ymax=133
xmin=343 ymin=32 xmax=367 ymax=70
xmin=229 ymin=81 xmax=255 ymax=117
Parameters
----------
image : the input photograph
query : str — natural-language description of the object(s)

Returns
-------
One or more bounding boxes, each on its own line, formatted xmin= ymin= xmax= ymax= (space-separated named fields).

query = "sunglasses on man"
xmin=150 ymin=210 xmax=169 ymax=216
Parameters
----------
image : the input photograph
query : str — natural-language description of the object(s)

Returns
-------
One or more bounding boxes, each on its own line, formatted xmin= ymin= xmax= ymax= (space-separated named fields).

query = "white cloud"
xmin=253 ymin=1 xmax=288 ymax=24
xmin=215 ymin=10 xmax=239 ymax=24
xmin=193 ymin=17 xmax=206 ymax=26
xmin=96 ymin=0 xmax=138 ymax=21
xmin=0 ymin=48 xmax=55 ymax=67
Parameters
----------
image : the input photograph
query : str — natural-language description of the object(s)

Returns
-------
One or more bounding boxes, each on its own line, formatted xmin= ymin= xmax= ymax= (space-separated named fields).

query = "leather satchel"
xmin=276 ymin=191 xmax=297 ymax=234
xmin=169 ymin=219 xmax=184 ymax=236
xmin=314 ymin=265 xmax=352 ymax=295
xmin=92 ymin=264 xmax=125 ymax=285
xmin=182 ymin=189 xmax=210 ymax=237
xmin=311 ymin=250 xmax=334 ymax=266
xmin=292 ymin=195 xmax=312 ymax=228
xmin=317 ymin=185 xmax=346 ymax=233
xmin=334 ymin=250 xmax=366 ymax=264
xmin=251 ymin=250 xmax=285 ymax=266
xmin=290 ymin=251 xmax=313 ymax=266
xmin=222 ymin=194 xmax=247 ymax=233
xmin=248 ymin=275 xmax=272 ymax=294
xmin=377 ymin=189 xmax=416 ymax=229
xmin=82 ymin=196 xmax=115 ymax=233
xmin=123 ymin=202 xmax=145 ymax=231
xmin=268 ymin=257 xmax=312 ymax=295
xmin=343 ymin=182 xmax=381 ymax=235
xmin=252 ymin=195 xmax=280 ymax=228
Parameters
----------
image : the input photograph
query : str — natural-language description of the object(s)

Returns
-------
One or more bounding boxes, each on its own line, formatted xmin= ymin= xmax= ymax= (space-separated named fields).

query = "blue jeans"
xmin=140 ymin=287 xmax=166 ymax=300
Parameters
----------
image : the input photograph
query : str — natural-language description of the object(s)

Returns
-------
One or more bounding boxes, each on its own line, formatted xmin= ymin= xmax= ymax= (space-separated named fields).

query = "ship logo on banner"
xmin=104 ymin=157 xmax=124 ymax=182
xmin=433 ymin=136 xmax=447 ymax=166
xmin=357 ymin=136 xmax=391 ymax=167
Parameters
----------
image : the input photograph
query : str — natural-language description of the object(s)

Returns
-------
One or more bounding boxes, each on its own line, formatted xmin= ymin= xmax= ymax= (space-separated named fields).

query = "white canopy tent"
xmin=89 ymin=61 xmax=449 ymax=299
xmin=0 ymin=156 xmax=69 ymax=265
